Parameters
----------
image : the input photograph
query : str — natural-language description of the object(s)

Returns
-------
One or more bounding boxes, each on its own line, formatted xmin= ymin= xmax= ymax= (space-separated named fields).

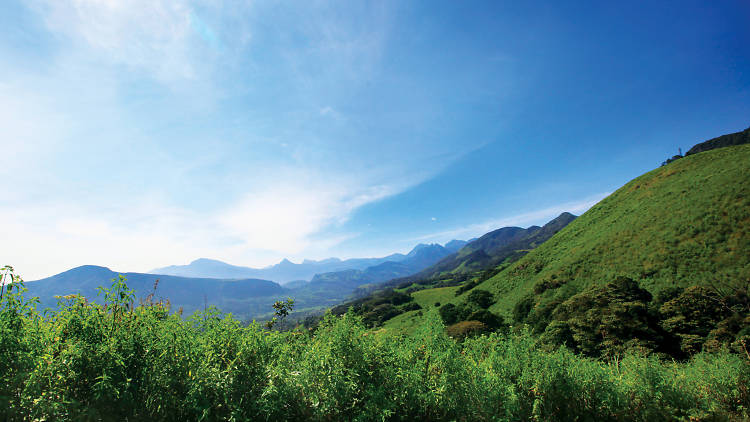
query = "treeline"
xmin=329 ymin=289 xmax=422 ymax=327
xmin=331 ymin=266 xmax=509 ymax=329
xmin=1 ymin=271 xmax=749 ymax=420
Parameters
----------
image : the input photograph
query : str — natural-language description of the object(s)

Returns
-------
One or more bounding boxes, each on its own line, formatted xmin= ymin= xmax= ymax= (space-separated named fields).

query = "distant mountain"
xmin=150 ymin=254 xmax=409 ymax=284
xmin=444 ymin=239 xmax=469 ymax=253
xmin=26 ymin=266 xmax=287 ymax=317
xmin=150 ymin=240 xmax=468 ymax=285
xmin=300 ymin=242 xmax=458 ymax=292
xmin=28 ymin=239 xmax=467 ymax=321
xmin=411 ymin=212 xmax=577 ymax=280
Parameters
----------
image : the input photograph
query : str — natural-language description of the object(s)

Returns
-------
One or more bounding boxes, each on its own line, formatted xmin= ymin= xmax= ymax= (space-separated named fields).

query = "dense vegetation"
xmin=1 ymin=270 xmax=748 ymax=421
xmin=517 ymin=276 xmax=750 ymax=359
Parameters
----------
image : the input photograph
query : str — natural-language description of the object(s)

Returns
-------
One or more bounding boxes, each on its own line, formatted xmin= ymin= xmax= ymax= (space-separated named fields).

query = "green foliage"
xmin=659 ymin=286 xmax=729 ymax=355
xmin=331 ymin=289 xmax=419 ymax=327
xmin=445 ymin=320 xmax=490 ymax=340
xmin=266 ymin=297 xmax=295 ymax=330
xmin=529 ymin=277 xmax=750 ymax=360
xmin=0 ymin=269 xmax=749 ymax=420
xmin=539 ymin=277 xmax=663 ymax=358
xmin=438 ymin=292 xmax=506 ymax=337
xmin=466 ymin=289 xmax=494 ymax=309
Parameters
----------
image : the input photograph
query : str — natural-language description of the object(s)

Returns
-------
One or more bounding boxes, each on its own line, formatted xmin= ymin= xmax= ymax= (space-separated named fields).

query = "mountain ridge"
xmin=149 ymin=240 xmax=467 ymax=284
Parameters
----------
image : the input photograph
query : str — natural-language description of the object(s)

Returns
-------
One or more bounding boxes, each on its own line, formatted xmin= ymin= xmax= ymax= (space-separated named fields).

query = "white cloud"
xmin=27 ymin=0 xmax=252 ymax=86
xmin=219 ymin=180 xmax=398 ymax=253
xmin=319 ymin=106 xmax=343 ymax=120
xmin=33 ymin=0 xmax=194 ymax=79
xmin=410 ymin=193 xmax=610 ymax=243
xmin=1 ymin=175 xmax=408 ymax=280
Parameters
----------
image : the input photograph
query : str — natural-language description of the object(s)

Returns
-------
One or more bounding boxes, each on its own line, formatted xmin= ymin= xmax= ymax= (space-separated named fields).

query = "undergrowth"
xmin=1 ymin=268 xmax=748 ymax=421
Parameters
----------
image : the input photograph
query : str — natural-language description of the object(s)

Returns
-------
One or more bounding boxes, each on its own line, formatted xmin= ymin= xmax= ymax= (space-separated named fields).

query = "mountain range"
xmin=24 ymin=266 xmax=285 ymax=316
xmin=148 ymin=239 xmax=467 ymax=284
xmin=415 ymin=212 xmax=577 ymax=279
xmin=302 ymin=242 xmax=465 ymax=293
xmin=25 ymin=240 xmax=469 ymax=319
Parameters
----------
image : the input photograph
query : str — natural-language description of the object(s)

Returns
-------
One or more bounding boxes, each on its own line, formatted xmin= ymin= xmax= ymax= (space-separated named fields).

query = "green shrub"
xmin=0 ymin=269 xmax=748 ymax=421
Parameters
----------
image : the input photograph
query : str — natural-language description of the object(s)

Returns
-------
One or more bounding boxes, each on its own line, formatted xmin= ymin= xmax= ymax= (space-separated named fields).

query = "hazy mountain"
xmin=26 ymin=239 xmax=467 ymax=320
xmin=149 ymin=240 xmax=466 ymax=284
xmin=149 ymin=254 xmax=408 ymax=284
xmin=301 ymin=243 xmax=457 ymax=292
xmin=25 ymin=265 xmax=286 ymax=316
xmin=444 ymin=239 xmax=469 ymax=253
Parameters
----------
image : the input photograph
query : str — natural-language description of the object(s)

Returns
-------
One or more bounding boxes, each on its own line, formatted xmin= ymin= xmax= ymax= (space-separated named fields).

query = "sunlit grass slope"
xmin=478 ymin=144 xmax=750 ymax=316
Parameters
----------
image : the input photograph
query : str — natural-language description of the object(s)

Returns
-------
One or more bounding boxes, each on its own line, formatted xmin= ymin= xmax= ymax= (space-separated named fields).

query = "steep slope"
xmin=477 ymin=143 xmax=750 ymax=317
xmin=323 ymin=213 xmax=580 ymax=329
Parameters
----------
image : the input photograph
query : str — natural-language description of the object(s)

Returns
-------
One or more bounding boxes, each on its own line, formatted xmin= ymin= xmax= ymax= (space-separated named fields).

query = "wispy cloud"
xmin=1 ymin=165 xmax=416 ymax=280
xmin=409 ymin=193 xmax=610 ymax=243
xmin=319 ymin=106 xmax=343 ymax=120
xmin=0 ymin=0 xmax=515 ymax=280
xmin=28 ymin=0 xmax=252 ymax=86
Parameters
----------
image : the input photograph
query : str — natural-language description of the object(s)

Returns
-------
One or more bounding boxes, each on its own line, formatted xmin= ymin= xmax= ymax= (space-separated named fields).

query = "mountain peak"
xmin=190 ymin=258 xmax=226 ymax=265
xmin=444 ymin=239 xmax=468 ymax=253
xmin=547 ymin=212 xmax=577 ymax=225
xmin=69 ymin=265 xmax=112 ymax=273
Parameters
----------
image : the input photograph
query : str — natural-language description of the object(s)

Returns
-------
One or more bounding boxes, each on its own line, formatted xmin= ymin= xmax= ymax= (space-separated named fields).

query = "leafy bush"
xmin=446 ymin=320 xmax=489 ymax=340
xmin=0 ymin=269 xmax=748 ymax=421
xmin=466 ymin=289 xmax=494 ymax=309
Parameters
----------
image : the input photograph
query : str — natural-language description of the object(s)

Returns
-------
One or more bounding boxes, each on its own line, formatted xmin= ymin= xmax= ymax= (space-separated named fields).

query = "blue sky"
xmin=2 ymin=0 xmax=749 ymax=279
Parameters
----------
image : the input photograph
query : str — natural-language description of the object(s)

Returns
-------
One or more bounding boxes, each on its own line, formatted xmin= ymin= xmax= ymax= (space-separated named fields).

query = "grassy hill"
xmin=378 ymin=142 xmax=749 ymax=354
xmin=477 ymin=143 xmax=749 ymax=317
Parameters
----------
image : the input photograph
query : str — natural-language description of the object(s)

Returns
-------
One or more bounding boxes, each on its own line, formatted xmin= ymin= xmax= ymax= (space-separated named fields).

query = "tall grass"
xmin=1 ymin=271 xmax=748 ymax=421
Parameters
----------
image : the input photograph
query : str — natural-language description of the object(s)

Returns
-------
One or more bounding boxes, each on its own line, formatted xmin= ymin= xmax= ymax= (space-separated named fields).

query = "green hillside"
xmin=480 ymin=143 xmax=749 ymax=316
xmin=378 ymin=142 xmax=749 ymax=357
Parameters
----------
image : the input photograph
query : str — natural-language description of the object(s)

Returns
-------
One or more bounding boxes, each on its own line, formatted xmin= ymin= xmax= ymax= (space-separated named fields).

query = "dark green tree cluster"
xmin=331 ymin=289 xmax=421 ymax=327
xmin=438 ymin=290 xmax=507 ymax=339
xmin=516 ymin=276 xmax=750 ymax=359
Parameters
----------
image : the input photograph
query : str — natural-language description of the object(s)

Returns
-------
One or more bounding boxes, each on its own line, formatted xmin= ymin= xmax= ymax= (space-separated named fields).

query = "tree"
xmin=660 ymin=286 xmax=731 ymax=355
xmin=467 ymin=289 xmax=494 ymax=309
xmin=543 ymin=277 xmax=662 ymax=358
xmin=266 ymin=297 xmax=295 ymax=330
xmin=438 ymin=303 xmax=461 ymax=325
